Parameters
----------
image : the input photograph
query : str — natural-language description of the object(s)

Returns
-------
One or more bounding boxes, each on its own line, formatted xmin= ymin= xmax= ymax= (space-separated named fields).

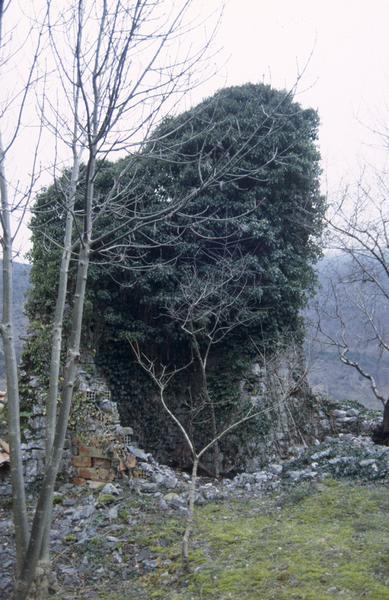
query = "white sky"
xmin=5 ymin=0 xmax=389 ymax=257
xmin=207 ymin=0 xmax=389 ymax=191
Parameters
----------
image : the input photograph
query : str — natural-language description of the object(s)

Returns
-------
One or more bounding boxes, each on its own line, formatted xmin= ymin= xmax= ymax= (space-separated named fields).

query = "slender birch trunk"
xmin=0 ymin=136 xmax=29 ymax=576
xmin=15 ymin=131 xmax=96 ymax=596
xmin=182 ymin=456 xmax=198 ymax=566
xmin=38 ymin=157 xmax=80 ymax=574
xmin=193 ymin=339 xmax=221 ymax=477
xmin=15 ymin=242 xmax=91 ymax=600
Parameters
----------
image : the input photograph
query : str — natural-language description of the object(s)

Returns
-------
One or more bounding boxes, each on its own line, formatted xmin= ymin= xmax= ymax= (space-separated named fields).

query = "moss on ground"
xmin=56 ymin=480 xmax=389 ymax=599
xmin=139 ymin=481 xmax=389 ymax=600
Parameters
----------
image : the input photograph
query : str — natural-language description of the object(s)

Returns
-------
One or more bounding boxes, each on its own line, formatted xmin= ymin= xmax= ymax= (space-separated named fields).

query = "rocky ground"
xmin=1 ymin=402 xmax=388 ymax=599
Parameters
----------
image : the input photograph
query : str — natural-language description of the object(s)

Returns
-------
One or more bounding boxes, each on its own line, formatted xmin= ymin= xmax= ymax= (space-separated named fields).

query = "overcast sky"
xmin=205 ymin=0 xmax=389 ymax=193
xmin=5 ymin=0 xmax=389 ymax=256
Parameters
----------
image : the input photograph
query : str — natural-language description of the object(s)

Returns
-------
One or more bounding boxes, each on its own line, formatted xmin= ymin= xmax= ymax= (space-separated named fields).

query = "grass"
xmin=140 ymin=480 xmax=389 ymax=600
xmin=56 ymin=480 xmax=389 ymax=599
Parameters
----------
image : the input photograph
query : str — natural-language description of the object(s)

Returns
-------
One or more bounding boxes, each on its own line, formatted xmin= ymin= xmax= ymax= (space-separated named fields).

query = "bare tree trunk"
xmin=193 ymin=340 xmax=221 ymax=477
xmin=0 ymin=136 xmax=29 ymax=576
xmin=38 ymin=157 xmax=80 ymax=580
xmin=15 ymin=243 xmax=90 ymax=600
xmin=182 ymin=456 xmax=198 ymax=567
xmin=383 ymin=399 xmax=389 ymax=434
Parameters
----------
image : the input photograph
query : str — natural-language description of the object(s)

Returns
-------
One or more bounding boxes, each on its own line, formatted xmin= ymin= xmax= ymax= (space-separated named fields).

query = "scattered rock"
xmin=140 ymin=482 xmax=159 ymax=494
xmin=332 ymin=409 xmax=347 ymax=418
xmin=101 ymin=483 xmax=121 ymax=496
xmin=163 ymin=492 xmax=186 ymax=509
xmin=269 ymin=463 xmax=283 ymax=475
xmin=128 ymin=446 xmax=149 ymax=461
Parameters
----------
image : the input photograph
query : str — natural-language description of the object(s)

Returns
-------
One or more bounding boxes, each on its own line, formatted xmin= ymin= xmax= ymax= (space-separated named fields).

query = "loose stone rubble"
xmin=0 ymin=399 xmax=387 ymax=596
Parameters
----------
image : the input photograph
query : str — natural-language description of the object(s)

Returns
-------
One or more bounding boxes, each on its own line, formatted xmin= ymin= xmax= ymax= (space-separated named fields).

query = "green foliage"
xmin=95 ymin=83 xmax=323 ymax=353
xmin=96 ymin=493 xmax=117 ymax=507
xmin=25 ymin=83 xmax=324 ymax=462
xmin=92 ymin=84 xmax=323 ymax=459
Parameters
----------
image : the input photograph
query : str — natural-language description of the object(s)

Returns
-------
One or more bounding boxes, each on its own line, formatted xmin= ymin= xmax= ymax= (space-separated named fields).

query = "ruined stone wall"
xmin=96 ymin=343 xmax=328 ymax=474
xmin=3 ymin=342 xmax=369 ymax=497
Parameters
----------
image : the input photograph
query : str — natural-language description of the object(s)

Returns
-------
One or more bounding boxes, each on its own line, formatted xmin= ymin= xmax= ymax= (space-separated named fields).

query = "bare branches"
xmin=2 ymin=2 xmax=224 ymax=597
xmin=316 ymin=169 xmax=389 ymax=409
xmin=130 ymin=340 xmax=195 ymax=456
xmin=131 ymin=332 xmax=304 ymax=565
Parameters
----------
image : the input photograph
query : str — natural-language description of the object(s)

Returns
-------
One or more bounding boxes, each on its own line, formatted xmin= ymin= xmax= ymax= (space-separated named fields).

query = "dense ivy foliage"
xmin=89 ymin=84 xmax=323 ymax=356
xmin=25 ymin=84 xmax=324 ymax=466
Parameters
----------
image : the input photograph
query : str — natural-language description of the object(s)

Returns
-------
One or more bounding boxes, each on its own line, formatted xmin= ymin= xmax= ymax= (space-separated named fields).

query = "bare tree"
xmin=128 ymin=248 xmax=288 ymax=563
xmin=0 ymin=1 xmax=222 ymax=598
xmin=315 ymin=171 xmax=389 ymax=434
xmin=131 ymin=335 xmax=305 ymax=566
xmin=0 ymin=0 xmax=47 ymax=580
xmin=164 ymin=253 xmax=262 ymax=477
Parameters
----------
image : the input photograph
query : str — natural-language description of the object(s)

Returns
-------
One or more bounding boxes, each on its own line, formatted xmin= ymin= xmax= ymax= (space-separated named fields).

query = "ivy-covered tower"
xmin=25 ymin=83 xmax=324 ymax=473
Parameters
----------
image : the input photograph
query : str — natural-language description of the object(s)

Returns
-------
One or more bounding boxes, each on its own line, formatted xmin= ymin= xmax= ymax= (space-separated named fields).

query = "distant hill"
xmin=0 ymin=262 xmax=31 ymax=385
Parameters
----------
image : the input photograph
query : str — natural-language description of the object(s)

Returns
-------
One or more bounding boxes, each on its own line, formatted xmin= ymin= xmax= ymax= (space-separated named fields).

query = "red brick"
xmin=72 ymin=455 xmax=92 ymax=468
xmin=72 ymin=477 xmax=87 ymax=486
xmin=78 ymin=467 xmax=115 ymax=481
xmin=77 ymin=443 xmax=108 ymax=459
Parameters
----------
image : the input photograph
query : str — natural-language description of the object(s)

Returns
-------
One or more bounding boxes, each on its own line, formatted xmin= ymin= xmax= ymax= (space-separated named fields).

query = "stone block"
xmin=92 ymin=457 xmax=111 ymax=468
xmin=77 ymin=466 xmax=115 ymax=482
xmin=30 ymin=416 xmax=46 ymax=430
xmin=72 ymin=456 xmax=92 ymax=468
xmin=76 ymin=443 xmax=108 ymax=459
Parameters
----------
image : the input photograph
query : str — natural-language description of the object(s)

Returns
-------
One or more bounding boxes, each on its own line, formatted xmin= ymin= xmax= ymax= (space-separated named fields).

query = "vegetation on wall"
xmin=25 ymin=83 xmax=324 ymax=466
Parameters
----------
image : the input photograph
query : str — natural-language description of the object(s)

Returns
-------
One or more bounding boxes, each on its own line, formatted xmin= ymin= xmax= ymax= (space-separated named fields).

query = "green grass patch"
xmin=139 ymin=481 xmax=389 ymax=599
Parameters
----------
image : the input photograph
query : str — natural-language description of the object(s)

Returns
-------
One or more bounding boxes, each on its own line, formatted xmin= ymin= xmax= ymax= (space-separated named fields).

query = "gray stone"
xmin=72 ymin=504 xmax=95 ymax=520
xmin=30 ymin=449 xmax=45 ymax=460
xmin=152 ymin=471 xmax=178 ymax=489
xmin=158 ymin=498 xmax=169 ymax=511
xmin=254 ymin=471 xmax=269 ymax=483
xmin=164 ymin=492 xmax=186 ymax=509
xmin=99 ymin=399 xmax=116 ymax=413
xmin=143 ymin=559 xmax=158 ymax=571
xmin=140 ymin=482 xmax=158 ymax=494
xmin=328 ymin=457 xmax=354 ymax=465
xmin=62 ymin=498 xmax=76 ymax=507
xmin=359 ymin=459 xmax=377 ymax=467
xmin=138 ymin=462 xmax=155 ymax=475
xmin=25 ymin=459 xmax=39 ymax=479
xmin=106 ymin=535 xmax=120 ymax=543
xmin=346 ymin=409 xmax=360 ymax=417
xmin=59 ymin=566 xmax=80 ymax=586
xmin=128 ymin=446 xmax=149 ymax=461
xmin=269 ymin=463 xmax=283 ymax=475
xmin=29 ymin=376 xmax=40 ymax=389
xmin=287 ymin=469 xmax=317 ymax=482
xmin=200 ymin=484 xmax=220 ymax=500
xmin=101 ymin=483 xmax=121 ymax=496
xmin=118 ymin=426 xmax=133 ymax=436
xmin=30 ymin=416 xmax=46 ymax=429
xmin=108 ymin=505 xmax=119 ymax=520
xmin=311 ymin=448 xmax=332 ymax=461
xmin=113 ymin=551 xmax=123 ymax=564
xmin=332 ymin=409 xmax=347 ymax=418
xmin=336 ymin=416 xmax=358 ymax=424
